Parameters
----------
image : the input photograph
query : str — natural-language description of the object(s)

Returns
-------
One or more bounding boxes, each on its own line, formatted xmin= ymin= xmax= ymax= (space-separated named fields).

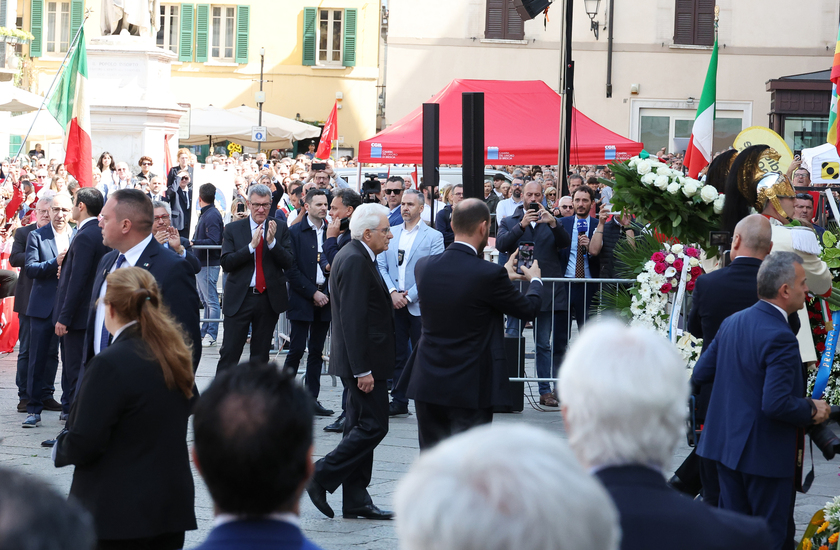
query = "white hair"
xmin=395 ymin=424 xmax=621 ymax=550
xmin=349 ymin=203 xmax=389 ymax=240
xmin=558 ymin=319 xmax=688 ymax=470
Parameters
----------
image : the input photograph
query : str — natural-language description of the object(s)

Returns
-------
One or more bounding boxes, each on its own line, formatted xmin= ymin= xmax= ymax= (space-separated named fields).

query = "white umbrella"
xmin=181 ymin=105 xmax=321 ymax=149
xmin=6 ymin=110 xmax=64 ymax=139
xmin=0 ymin=83 xmax=46 ymax=112
xmin=228 ymin=105 xmax=321 ymax=143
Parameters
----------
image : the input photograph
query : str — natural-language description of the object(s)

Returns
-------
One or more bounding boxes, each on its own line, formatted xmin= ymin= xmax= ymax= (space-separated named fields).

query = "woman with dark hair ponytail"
xmin=54 ymin=266 xmax=196 ymax=550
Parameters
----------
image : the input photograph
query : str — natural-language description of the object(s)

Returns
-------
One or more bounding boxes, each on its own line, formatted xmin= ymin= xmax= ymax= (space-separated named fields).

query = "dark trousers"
xmin=16 ymin=313 xmax=57 ymax=399
xmin=60 ymin=329 xmax=85 ymax=414
xmin=391 ymin=308 xmax=421 ymax=405
xmin=284 ymin=318 xmax=330 ymax=399
xmin=699 ymin=455 xmax=720 ymax=506
xmin=414 ymin=400 xmax=493 ymax=450
xmin=26 ymin=316 xmax=60 ymax=415
xmin=564 ymin=282 xmax=595 ymax=337
xmin=97 ymin=531 xmax=185 ymax=550
xmin=314 ymin=378 xmax=389 ymax=509
xmin=217 ymin=292 xmax=279 ymax=372
xmin=716 ymin=462 xmax=794 ymax=550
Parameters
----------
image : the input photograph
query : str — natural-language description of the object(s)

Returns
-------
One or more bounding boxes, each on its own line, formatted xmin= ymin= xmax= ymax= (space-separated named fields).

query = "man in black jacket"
xmin=218 ymin=184 xmax=294 ymax=372
xmin=307 ymin=203 xmax=395 ymax=521
xmin=192 ymin=184 xmax=224 ymax=347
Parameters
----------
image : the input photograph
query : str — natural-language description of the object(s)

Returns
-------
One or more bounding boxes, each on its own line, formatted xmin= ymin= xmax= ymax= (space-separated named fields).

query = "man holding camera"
xmin=495 ymin=182 xmax=571 ymax=407
xmin=692 ymin=251 xmax=830 ymax=550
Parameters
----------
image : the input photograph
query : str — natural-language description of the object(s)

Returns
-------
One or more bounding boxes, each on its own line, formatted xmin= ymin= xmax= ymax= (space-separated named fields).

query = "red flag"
xmin=315 ymin=102 xmax=338 ymax=161
xmin=164 ymin=134 xmax=173 ymax=174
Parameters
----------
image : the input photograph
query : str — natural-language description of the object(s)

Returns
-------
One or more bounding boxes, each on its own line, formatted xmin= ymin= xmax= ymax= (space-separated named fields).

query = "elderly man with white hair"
xmin=395 ymin=423 xmax=620 ymax=550
xmin=307 ymin=203 xmax=397 ymax=521
xmin=558 ymin=320 xmax=773 ymax=550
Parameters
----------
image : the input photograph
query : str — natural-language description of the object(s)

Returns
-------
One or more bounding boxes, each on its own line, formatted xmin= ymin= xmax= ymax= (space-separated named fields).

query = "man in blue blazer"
xmin=192 ymin=183 xmax=224 ymax=346
xmin=23 ymin=193 xmax=75 ymax=427
xmin=192 ymin=361 xmax=325 ymax=550
xmin=378 ymin=189 xmax=444 ymax=416
xmin=53 ymin=188 xmax=110 ymax=418
xmin=693 ymin=251 xmax=830 ymax=550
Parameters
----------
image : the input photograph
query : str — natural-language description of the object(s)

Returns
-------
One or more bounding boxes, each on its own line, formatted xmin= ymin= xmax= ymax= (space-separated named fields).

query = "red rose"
xmin=817 ymin=342 xmax=826 ymax=353
xmin=660 ymin=282 xmax=673 ymax=294
xmin=685 ymin=247 xmax=700 ymax=258
xmin=686 ymin=280 xmax=695 ymax=292
xmin=673 ymin=258 xmax=684 ymax=271
xmin=654 ymin=262 xmax=667 ymax=274
xmin=651 ymin=252 xmax=666 ymax=262
xmin=690 ymin=266 xmax=702 ymax=278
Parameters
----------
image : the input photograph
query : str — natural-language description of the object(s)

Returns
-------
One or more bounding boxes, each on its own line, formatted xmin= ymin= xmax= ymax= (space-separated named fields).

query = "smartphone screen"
xmin=237 ymin=203 xmax=246 ymax=213
xmin=516 ymin=242 xmax=535 ymax=274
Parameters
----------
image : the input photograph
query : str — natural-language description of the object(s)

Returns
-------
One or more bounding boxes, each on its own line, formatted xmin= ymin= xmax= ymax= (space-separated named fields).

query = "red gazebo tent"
xmin=359 ymin=79 xmax=643 ymax=165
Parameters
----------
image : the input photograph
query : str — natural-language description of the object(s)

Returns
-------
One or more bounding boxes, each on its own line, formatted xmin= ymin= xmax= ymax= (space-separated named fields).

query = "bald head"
xmin=732 ymin=214 xmax=772 ymax=260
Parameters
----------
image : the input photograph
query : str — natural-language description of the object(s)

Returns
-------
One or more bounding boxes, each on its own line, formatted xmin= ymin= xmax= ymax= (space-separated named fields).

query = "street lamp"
xmin=257 ymin=47 xmax=266 ymax=127
xmin=583 ymin=0 xmax=600 ymax=40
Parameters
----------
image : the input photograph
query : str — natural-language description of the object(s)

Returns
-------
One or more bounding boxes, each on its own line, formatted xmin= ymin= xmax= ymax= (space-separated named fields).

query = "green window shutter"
xmin=178 ymin=3 xmax=194 ymax=62
xmin=70 ymin=0 xmax=83 ymax=45
xmin=194 ymin=4 xmax=208 ymax=62
xmin=342 ymin=8 xmax=356 ymax=67
xmin=302 ymin=7 xmax=316 ymax=66
xmin=9 ymin=135 xmax=21 ymax=157
xmin=30 ymin=0 xmax=43 ymax=58
xmin=235 ymin=5 xmax=249 ymax=63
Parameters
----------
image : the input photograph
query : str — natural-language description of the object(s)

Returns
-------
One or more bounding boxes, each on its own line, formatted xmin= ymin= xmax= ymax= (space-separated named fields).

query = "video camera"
xmin=361 ymin=174 xmax=381 ymax=204
xmin=807 ymin=406 xmax=840 ymax=460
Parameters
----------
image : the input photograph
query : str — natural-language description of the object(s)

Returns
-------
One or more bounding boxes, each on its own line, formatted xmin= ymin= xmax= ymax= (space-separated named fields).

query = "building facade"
xmin=384 ymin=0 xmax=838 ymax=157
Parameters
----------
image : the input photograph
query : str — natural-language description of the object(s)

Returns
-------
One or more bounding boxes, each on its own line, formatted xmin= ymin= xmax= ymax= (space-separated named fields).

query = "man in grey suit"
xmin=377 ymin=189 xmax=444 ymax=416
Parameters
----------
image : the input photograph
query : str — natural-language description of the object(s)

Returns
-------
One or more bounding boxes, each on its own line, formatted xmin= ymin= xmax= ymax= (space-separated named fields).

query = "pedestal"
xmin=86 ymin=35 xmax=185 ymax=173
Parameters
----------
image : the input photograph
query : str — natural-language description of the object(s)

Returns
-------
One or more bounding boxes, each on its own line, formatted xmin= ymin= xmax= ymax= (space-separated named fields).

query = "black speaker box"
xmin=494 ymin=336 xmax=525 ymax=413
xmin=513 ymin=0 xmax=552 ymax=21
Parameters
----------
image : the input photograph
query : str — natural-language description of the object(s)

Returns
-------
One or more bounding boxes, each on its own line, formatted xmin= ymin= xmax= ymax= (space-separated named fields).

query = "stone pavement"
xmin=1 ymin=339 xmax=839 ymax=548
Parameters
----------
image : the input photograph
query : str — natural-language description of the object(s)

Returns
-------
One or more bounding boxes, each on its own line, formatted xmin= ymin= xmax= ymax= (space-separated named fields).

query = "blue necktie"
xmin=99 ymin=254 xmax=127 ymax=352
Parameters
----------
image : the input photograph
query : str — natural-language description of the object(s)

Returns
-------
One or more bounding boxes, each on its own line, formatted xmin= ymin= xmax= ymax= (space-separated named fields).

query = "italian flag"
xmin=828 ymin=24 xmax=840 ymax=153
xmin=684 ymin=37 xmax=718 ymax=179
xmin=47 ymin=26 xmax=92 ymax=187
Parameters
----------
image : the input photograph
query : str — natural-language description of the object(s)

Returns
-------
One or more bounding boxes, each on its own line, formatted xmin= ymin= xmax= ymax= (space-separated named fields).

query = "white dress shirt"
xmin=496 ymin=197 xmax=523 ymax=221
xmin=93 ymin=234 xmax=153 ymax=354
xmin=395 ymin=222 xmax=420 ymax=292
xmin=762 ymin=300 xmax=789 ymax=321
xmin=564 ymin=216 xmax=592 ymax=278
xmin=306 ymin=215 xmax=326 ymax=285
xmin=420 ymin=200 xmax=446 ymax=225
xmin=247 ymin=215 xmax=277 ymax=287
xmin=54 ymin=228 xmax=71 ymax=255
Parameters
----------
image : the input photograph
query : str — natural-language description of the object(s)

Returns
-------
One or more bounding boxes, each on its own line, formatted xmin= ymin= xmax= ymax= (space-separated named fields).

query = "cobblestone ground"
xmin=1 ymin=336 xmax=838 ymax=548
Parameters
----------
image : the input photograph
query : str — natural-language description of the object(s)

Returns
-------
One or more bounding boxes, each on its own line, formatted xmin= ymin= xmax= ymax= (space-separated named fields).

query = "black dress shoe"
xmin=41 ymin=439 xmax=56 ymax=448
xmin=388 ymin=401 xmax=409 ymax=417
xmin=42 ymin=398 xmax=62 ymax=412
xmin=668 ymin=474 xmax=700 ymax=497
xmin=323 ymin=416 xmax=345 ymax=433
xmin=343 ymin=503 xmax=393 ymax=520
xmin=313 ymin=400 xmax=334 ymax=417
xmin=307 ymin=479 xmax=334 ymax=518
xmin=17 ymin=398 xmax=28 ymax=413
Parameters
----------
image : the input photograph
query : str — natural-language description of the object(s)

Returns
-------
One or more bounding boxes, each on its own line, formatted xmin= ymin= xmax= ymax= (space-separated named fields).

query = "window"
xmin=318 ymin=9 xmax=342 ymax=65
xmin=485 ymin=0 xmax=524 ymax=41
xmin=210 ymin=5 xmax=235 ymax=60
xmin=639 ymin=108 xmax=743 ymax=155
xmin=45 ymin=0 xmax=70 ymax=54
xmin=157 ymin=4 xmax=179 ymax=54
xmin=673 ymin=0 xmax=715 ymax=46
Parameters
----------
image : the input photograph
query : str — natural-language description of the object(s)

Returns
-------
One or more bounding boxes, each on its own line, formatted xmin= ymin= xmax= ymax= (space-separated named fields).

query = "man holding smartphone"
xmin=495 ymin=181 xmax=571 ymax=406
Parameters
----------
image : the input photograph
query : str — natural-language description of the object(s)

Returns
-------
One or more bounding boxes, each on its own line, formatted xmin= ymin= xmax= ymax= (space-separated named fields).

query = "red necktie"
xmin=255 ymin=233 xmax=266 ymax=293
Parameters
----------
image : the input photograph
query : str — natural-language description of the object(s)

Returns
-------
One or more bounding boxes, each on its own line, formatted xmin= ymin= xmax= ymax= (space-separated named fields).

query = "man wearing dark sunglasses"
xmin=384 ymin=176 xmax=405 ymax=226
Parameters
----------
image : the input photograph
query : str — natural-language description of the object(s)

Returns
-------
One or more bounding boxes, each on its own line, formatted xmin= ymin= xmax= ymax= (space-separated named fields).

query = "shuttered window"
xmin=178 ymin=3 xmax=194 ymax=62
xmin=234 ymin=5 xmax=248 ymax=63
xmin=485 ymin=0 xmax=524 ymax=41
xmin=302 ymin=7 xmax=356 ymax=67
xmin=674 ymin=0 xmax=715 ymax=46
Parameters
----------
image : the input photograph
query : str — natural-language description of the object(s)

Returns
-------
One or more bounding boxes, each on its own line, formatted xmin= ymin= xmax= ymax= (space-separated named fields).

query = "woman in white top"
xmin=96 ymin=152 xmax=117 ymax=188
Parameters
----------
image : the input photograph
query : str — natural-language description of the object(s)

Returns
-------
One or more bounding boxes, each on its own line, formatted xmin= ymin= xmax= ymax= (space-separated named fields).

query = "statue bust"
xmin=100 ymin=0 xmax=160 ymax=38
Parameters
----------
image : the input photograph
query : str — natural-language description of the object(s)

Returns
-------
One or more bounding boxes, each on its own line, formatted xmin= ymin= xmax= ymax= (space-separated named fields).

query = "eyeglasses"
xmin=512 ymin=183 xmax=523 ymax=187
xmin=374 ymin=227 xmax=392 ymax=235
xmin=250 ymin=202 xmax=271 ymax=210
xmin=384 ymin=189 xmax=403 ymax=195
xmin=141 ymin=162 xmax=152 ymax=166
xmin=560 ymin=205 xmax=574 ymax=209
xmin=154 ymin=214 xmax=170 ymax=222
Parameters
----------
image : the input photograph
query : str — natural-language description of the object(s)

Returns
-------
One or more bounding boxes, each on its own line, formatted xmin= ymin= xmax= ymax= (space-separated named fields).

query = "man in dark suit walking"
xmin=83 ymin=189 xmax=202 ymax=375
xmin=559 ymin=320 xmax=774 ymax=550
xmin=407 ymin=199 xmax=543 ymax=450
xmin=307 ymin=203 xmax=396 ymax=521
xmin=218 ymin=184 xmax=294 ymax=372
xmin=693 ymin=252 xmax=830 ymax=550
xmin=53 ymin=188 xmax=109 ymax=418
xmin=23 ymin=194 xmax=75 ymax=428
xmin=10 ymin=199 xmax=58 ymax=414
xmin=671 ymin=214 xmax=773 ymax=501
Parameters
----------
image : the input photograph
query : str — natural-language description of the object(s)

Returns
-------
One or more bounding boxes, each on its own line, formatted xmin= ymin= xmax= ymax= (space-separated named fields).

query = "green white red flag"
xmin=47 ymin=26 xmax=92 ymax=187
xmin=684 ymin=37 xmax=718 ymax=179
xmin=827 ymin=24 xmax=840 ymax=153
xmin=315 ymin=102 xmax=338 ymax=161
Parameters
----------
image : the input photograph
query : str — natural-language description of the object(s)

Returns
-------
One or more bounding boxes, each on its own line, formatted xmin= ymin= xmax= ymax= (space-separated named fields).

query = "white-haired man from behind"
xmin=558 ymin=320 xmax=772 ymax=550
xmin=395 ymin=423 xmax=620 ymax=550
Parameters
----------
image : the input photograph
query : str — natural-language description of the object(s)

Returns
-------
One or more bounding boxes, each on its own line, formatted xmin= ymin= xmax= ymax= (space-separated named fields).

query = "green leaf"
xmin=673 ymin=214 xmax=682 ymax=227
xmin=824 ymin=231 xmax=837 ymax=248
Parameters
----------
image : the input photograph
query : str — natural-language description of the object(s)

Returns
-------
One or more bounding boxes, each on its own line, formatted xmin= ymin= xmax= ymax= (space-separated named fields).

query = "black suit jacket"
xmin=434 ymin=204 xmax=454 ymax=248
xmin=220 ymin=217 xmax=294 ymax=317
xmin=54 ymin=220 xmax=111 ymax=330
xmin=84 ymin=238 xmax=202 ymax=369
xmin=10 ymin=223 xmax=35 ymax=314
xmin=323 ymin=230 xmax=351 ymax=264
xmin=329 ymin=239 xmax=395 ymax=381
xmin=25 ymin=223 xmax=71 ymax=319
xmin=595 ymin=465 xmax=772 ymax=550
xmin=285 ymin=218 xmax=331 ymax=323
xmin=407 ymin=243 xmax=542 ymax=409
xmin=161 ymin=236 xmax=201 ymax=275
xmin=56 ymin=327 xmax=196 ymax=540
xmin=147 ymin=189 xmax=176 ymax=207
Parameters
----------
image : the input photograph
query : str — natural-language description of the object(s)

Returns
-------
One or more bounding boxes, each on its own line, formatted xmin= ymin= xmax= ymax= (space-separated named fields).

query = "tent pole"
xmin=558 ymin=0 xmax=574 ymax=197
xmin=423 ymin=103 xmax=440 ymax=227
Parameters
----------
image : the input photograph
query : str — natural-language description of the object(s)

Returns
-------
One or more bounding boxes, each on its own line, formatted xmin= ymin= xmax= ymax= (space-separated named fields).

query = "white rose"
xmin=657 ymin=165 xmax=671 ymax=176
xmin=682 ymin=181 xmax=699 ymax=198
xmin=689 ymin=257 xmax=700 ymax=267
xmin=671 ymin=169 xmax=684 ymax=178
xmin=644 ymin=261 xmax=656 ymax=272
xmin=667 ymin=182 xmax=681 ymax=195
xmin=628 ymin=157 xmax=639 ymax=168
xmin=714 ymin=195 xmax=725 ymax=214
xmin=654 ymin=175 xmax=669 ymax=190
xmin=671 ymin=244 xmax=684 ymax=255
xmin=700 ymin=185 xmax=717 ymax=204
xmin=641 ymin=173 xmax=657 ymax=185
xmin=686 ymin=177 xmax=702 ymax=187
xmin=636 ymin=160 xmax=652 ymax=175
xmin=665 ymin=254 xmax=676 ymax=263
xmin=664 ymin=267 xmax=677 ymax=278
xmin=670 ymin=278 xmax=678 ymax=286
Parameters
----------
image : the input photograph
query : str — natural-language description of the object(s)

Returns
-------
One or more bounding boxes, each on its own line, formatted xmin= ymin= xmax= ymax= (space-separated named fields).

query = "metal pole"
xmin=561 ymin=0 xmax=574 ymax=195
xmin=258 ymin=47 xmax=265 ymax=127
xmin=422 ymin=102 xmax=440 ymax=227
xmin=462 ymin=92 xmax=484 ymax=200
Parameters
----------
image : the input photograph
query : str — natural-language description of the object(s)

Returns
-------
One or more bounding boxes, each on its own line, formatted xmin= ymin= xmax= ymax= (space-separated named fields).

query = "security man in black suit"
xmin=82 ymin=189 xmax=202 ymax=378
xmin=407 ymin=199 xmax=543 ymax=450
xmin=307 ymin=203 xmax=396 ymax=521
xmin=54 ymin=188 xmax=110 ymax=416
xmin=217 ymin=184 xmax=294 ymax=372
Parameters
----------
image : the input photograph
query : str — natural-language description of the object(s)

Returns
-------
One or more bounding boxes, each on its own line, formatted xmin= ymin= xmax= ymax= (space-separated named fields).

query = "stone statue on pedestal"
xmin=100 ymin=0 xmax=161 ymax=38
